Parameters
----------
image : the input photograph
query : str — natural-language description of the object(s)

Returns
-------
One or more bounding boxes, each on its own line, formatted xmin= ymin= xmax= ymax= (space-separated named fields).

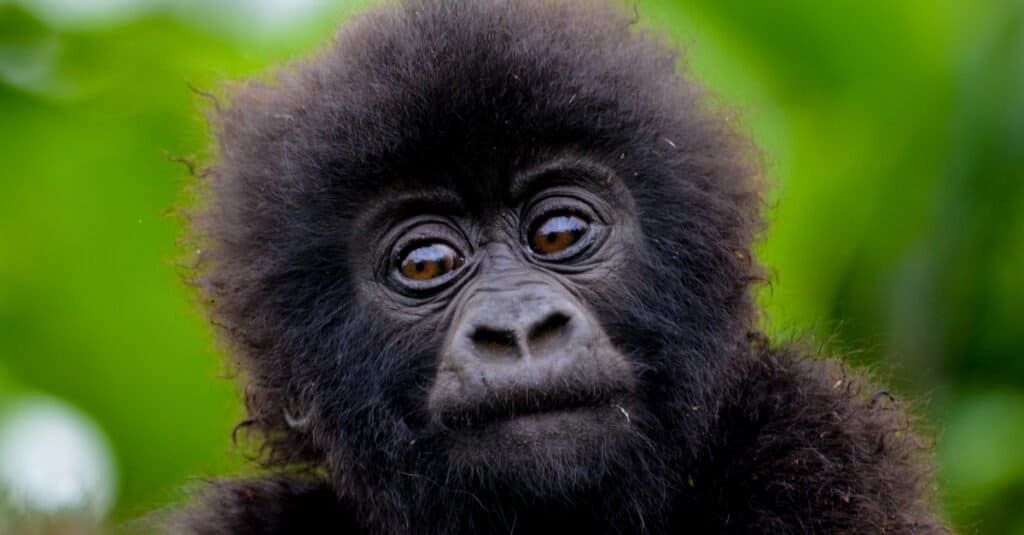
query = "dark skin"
xmin=363 ymin=159 xmax=641 ymax=488
xmin=170 ymin=0 xmax=950 ymax=533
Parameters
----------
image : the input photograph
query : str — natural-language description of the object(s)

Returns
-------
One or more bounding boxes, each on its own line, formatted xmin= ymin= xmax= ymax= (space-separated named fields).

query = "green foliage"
xmin=0 ymin=0 xmax=1020 ymax=530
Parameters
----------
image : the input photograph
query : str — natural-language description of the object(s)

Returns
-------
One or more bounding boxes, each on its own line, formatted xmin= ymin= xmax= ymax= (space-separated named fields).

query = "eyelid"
xmin=399 ymin=241 xmax=464 ymax=280
xmin=384 ymin=219 xmax=472 ymax=293
xmin=395 ymin=237 xmax=461 ymax=264
xmin=388 ymin=219 xmax=469 ymax=261
xmin=522 ymin=194 xmax=596 ymax=224
xmin=522 ymin=197 xmax=600 ymax=262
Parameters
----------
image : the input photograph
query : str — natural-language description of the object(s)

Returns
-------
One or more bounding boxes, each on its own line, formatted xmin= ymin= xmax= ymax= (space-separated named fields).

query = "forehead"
xmin=301 ymin=5 xmax=665 ymax=205
xmin=356 ymin=154 xmax=622 ymax=224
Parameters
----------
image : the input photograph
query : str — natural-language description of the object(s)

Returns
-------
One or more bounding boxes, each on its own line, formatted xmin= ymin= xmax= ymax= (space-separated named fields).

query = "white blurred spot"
xmin=0 ymin=395 xmax=117 ymax=518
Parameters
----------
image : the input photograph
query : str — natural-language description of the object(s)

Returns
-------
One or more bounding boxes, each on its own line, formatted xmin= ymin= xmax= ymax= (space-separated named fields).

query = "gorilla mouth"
xmin=437 ymin=385 xmax=629 ymax=431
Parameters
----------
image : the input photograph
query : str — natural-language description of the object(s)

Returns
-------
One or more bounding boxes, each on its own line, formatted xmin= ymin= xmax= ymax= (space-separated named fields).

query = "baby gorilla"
xmin=174 ymin=0 xmax=950 ymax=533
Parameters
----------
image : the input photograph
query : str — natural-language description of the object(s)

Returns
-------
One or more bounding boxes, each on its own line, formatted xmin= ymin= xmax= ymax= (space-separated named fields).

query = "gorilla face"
xmin=350 ymin=157 xmax=646 ymax=491
xmin=301 ymin=143 xmax=751 ymax=511
xmin=195 ymin=0 xmax=761 ymax=525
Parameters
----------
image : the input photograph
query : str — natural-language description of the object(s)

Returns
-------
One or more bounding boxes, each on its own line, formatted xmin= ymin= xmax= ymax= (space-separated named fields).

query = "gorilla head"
xmin=182 ymin=1 xmax=892 ymax=533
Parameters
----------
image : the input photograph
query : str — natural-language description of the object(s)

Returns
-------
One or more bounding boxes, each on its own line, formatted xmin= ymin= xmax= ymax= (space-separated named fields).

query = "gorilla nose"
xmin=429 ymin=285 xmax=634 ymax=429
xmin=447 ymin=287 xmax=595 ymax=372
xmin=468 ymin=309 xmax=574 ymax=361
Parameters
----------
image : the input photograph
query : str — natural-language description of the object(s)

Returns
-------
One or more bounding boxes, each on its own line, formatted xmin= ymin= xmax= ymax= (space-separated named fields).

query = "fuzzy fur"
xmin=174 ymin=0 xmax=949 ymax=533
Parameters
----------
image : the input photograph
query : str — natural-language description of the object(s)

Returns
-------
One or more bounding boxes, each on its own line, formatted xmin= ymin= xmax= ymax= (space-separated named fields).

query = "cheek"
xmin=325 ymin=313 xmax=447 ymax=426
xmin=576 ymin=242 xmax=648 ymax=325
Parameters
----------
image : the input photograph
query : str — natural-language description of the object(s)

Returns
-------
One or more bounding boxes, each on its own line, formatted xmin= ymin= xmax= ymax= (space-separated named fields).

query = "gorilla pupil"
xmin=399 ymin=243 xmax=462 ymax=281
xmin=531 ymin=215 xmax=587 ymax=255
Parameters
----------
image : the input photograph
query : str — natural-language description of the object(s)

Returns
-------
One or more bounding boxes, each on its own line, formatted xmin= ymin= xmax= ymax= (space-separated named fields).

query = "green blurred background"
xmin=0 ymin=0 xmax=1021 ymax=531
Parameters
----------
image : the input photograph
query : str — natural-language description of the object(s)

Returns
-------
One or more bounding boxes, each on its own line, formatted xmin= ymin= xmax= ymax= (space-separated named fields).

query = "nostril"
xmin=527 ymin=312 xmax=572 ymax=352
xmin=470 ymin=326 xmax=519 ymax=357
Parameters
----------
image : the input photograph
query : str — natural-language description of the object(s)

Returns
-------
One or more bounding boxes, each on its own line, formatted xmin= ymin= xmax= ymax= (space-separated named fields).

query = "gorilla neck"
xmin=335 ymin=436 xmax=691 ymax=535
xmin=347 ymin=478 xmax=684 ymax=535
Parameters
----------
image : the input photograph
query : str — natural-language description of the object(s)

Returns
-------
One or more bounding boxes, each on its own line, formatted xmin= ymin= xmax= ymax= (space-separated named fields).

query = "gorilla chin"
xmin=444 ymin=402 xmax=646 ymax=494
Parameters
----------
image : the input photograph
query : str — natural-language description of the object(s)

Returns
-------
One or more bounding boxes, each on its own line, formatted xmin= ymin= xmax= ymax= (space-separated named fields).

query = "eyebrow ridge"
xmin=509 ymin=155 xmax=616 ymax=199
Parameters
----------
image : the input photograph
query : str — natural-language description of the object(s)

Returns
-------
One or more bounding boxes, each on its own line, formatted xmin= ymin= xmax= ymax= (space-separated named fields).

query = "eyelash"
xmin=522 ymin=195 xmax=595 ymax=234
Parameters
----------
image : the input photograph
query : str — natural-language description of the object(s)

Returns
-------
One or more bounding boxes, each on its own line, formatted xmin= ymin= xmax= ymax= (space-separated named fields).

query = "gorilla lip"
xmin=436 ymin=384 xmax=630 ymax=431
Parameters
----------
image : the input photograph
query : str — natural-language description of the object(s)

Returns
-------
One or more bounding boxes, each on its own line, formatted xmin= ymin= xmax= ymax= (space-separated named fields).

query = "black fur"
xmin=175 ymin=0 xmax=949 ymax=533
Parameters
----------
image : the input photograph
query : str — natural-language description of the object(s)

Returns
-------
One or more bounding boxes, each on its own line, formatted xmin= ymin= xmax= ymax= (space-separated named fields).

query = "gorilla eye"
xmin=399 ymin=242 xmax=465 ymax=282
xmin=529 ymin=214 xmax=589 ymax=256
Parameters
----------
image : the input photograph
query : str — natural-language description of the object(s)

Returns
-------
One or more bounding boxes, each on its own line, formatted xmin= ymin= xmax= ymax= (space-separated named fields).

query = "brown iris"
xmin=399 ymin=242 xmax=464 ymax=281
xmin=529 ymin=214 xmax=589 ymax=256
